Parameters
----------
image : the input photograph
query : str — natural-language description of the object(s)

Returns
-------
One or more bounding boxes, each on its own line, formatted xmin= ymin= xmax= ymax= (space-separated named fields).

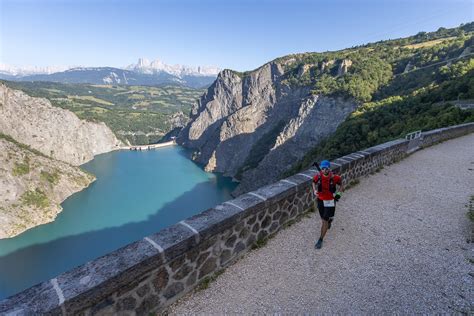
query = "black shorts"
xmin=317 ymin=199 xmax=336 ymax=221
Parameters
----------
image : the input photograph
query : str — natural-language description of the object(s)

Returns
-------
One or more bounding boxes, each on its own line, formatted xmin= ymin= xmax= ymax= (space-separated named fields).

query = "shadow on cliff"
xmin=0 ymin=176 xmax=236 ymax=300
xmin=232 ymin=96 xmax=359 ymax=195
xmin=191 ymin=89 xmax=312 ymax=183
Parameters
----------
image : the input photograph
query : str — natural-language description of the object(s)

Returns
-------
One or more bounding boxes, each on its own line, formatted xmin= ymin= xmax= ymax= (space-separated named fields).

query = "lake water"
xmin=0 ymin=146 xmax=237 ymax=300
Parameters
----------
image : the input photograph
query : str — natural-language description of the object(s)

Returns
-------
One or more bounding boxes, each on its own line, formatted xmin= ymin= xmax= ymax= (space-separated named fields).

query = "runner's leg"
xmin=320 ymin=219 xmax=329 ymax=239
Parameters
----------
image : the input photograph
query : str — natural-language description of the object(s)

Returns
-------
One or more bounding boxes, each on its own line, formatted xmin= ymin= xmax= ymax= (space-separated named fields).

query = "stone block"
xmin=257 ymin=230 xmax=268 ymax=241
xmin=173 ymin=264 xmax=193 ymax=281
xmin=269 ymin=222 xmax=279 ymax=233
xmin=184 ymin=204 xmax=243 ymax=241
xmin=252 ymin=222 xmax=260 ymax=233
xmin=250 ymin=181 xmax=296 ymax=204
xmin=136 ymin=284 xmax=150 ymax=298
xmin=186 ymin=248 xmax=200 ymax=263
xmin=230 ymin=193 xmax=267 ymax=218
xmin=225 ymin=235 xmax=237 ymax=248
xmin=116 ymin=296 xmax=136 ymax=311
xmin=301 ymin=168 xmax=319 ymax=178
xmin=247 ymin=215 xmax=257 ymax=225
xmin=186 ymin=271 xmax=197 ymax=287
xmin=57 ymin=239 xmax=161 ymax=314
xmin=239 ymin=227 xmax=250 ymax=239
xmin=197 ymin=251 xmax=210 ymax=267
xmin=261 ymin=215 xmax=271 ymax=229
xmin=272 ymin=210 xmax=282 ymax=221
xmin=0 ymin=281 xmax=62 ymax=315
xmin=233 ymin=241 xmax=246 ymax=255
xmin=152 ymin=267 xmax=169 ymax=292
xmin=198 ymin=258 xmax=217 ymax=279
xmin=220 ymin=250 xmax=232 ymax=265
xmin=89 ymin=298 xmax=114 ymax=315
xmin=281 ymin=174 xmax=310 ymax=188
xmin=246 ymin=234 xmax=256 ymax=248
xmin=146 ymin=223 xmax=198 ymax=262
xmin=136 ymin=294 xmax=160 ymax=315
xmin=169 ymin=255 xmax=186 ymax=272
xmin=333 ymin=157 xmax=353 ymax=172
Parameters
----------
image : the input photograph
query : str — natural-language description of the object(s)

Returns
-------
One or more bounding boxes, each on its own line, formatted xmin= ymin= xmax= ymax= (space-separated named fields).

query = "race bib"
xmin=323 ymin=200 xmax=335 ymax=207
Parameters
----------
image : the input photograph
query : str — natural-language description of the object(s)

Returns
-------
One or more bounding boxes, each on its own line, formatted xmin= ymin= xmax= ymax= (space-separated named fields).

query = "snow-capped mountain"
xmin=0 ymin=59 xmax=220 ymax=88
xmin=0 ymin=63 xmax=71 ymax=77
xmin=126 ymin=58 xmax=221 ymax=77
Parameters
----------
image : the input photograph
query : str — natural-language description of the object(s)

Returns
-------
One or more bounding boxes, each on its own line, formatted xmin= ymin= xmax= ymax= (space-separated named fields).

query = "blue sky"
xmin=1 ymin=0 xmax=472 ymax=71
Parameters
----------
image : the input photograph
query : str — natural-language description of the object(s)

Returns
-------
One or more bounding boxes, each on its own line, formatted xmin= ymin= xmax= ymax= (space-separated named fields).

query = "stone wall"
xmin=1 ymin=122 xmax=473 ymax=315
xmin=420 ymin=122 xmax=474 ymax=148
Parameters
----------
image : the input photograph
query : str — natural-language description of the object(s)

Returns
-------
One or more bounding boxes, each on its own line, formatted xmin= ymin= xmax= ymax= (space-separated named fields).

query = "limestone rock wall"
xmin=0 ymin=138 xmax=95 ymax=238
xmin=0 ymin=84 xmax=123 ymax=166
xmin=178 ymin=64 xmax=357 ymax=194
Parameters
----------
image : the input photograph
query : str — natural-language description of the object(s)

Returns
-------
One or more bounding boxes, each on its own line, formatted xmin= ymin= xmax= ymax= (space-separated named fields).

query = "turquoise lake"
xmin=0 ymin=146 xmax=237 ymax=300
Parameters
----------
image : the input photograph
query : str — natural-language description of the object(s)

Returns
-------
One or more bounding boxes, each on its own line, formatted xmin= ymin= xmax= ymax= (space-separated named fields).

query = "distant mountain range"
xmin=0 ymin=58 xmax=221 ymax=88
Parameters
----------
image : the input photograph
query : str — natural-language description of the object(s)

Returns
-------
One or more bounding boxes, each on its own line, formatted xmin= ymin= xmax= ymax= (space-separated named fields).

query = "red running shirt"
xmin=313 ymin=173 xmax=342 ymax=200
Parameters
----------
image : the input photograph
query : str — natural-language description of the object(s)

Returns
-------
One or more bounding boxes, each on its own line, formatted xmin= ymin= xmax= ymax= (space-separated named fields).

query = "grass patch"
xmin=197 ymin=269 xmax=226 ymax=291
xmin=345 ymin=178 xmax=360 ymax=190
xmin=68 ymin=95 xmax=114 ymax=106
xmin=0 ymin=133 xmax=48 ymax=158
xmin=467 ymin=195 xmax=474 ymax=222
xmin=251 ymin=237 xmax=269 ymax=250
xmin=402 ymin=37 xmax=456 ymax=49
xmin=12 ymin=156 xmax=30 ymax=176
xmin=40 ymin=170 xmax=60 ymax=185
xmin=72 ymin=174 xmax=92 ymax=187
xmin=21 ymin=189 xmax=50 ymax=209
xmin=284 ymin=218 xmax=297 ymax=228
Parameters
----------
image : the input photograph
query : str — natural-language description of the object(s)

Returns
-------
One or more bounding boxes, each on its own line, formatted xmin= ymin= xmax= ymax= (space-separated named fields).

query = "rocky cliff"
xmin=0 ymin=84 xmax=123 ymax=238
xmin=0 ymin=136 xmax=95 ymax=238
xmin=178 ymin=61 xmax=358 ymax=194
xmin=0 ymin=84 xmax=123 ymax=166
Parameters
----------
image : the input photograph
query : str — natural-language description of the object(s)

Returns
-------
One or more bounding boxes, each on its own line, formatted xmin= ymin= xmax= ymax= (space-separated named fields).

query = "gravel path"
xmin=170 ymin=134 xmax=474 ymax=314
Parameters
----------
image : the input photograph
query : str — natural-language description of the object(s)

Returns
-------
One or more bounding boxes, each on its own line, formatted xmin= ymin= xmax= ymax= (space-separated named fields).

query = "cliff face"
xmin=178 ymin=62 xmax=358 ymax=194
xmin=0 ymin=137 xmax=94 ymax=238
xmin=0 ymin=84 xmax=123 ymax=166
xmin=0 ymin=84 xmax=123 ymax=238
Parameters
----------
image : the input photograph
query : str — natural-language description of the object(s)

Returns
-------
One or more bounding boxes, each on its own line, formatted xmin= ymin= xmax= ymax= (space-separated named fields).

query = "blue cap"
xmin=320 ymin=160 xmax=330 ymax=169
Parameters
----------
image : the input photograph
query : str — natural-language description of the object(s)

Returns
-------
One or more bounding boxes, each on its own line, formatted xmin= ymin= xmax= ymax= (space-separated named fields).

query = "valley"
xmin=1 ymin=81 xmax=205 ymax=145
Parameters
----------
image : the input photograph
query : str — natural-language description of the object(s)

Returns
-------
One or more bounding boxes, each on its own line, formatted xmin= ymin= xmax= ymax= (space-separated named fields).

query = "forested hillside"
xmin=283 ymin=23 xmax=474 ymax=174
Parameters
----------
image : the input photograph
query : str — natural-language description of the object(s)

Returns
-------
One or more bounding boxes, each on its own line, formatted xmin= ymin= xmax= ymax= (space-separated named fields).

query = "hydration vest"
xmin=314 ymin=171 xmax=337 ymax=194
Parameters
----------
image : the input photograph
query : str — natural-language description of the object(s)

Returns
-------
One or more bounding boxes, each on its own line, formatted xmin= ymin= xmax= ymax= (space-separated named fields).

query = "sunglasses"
xmin=321 ymin=167 xmax=330 ymax=170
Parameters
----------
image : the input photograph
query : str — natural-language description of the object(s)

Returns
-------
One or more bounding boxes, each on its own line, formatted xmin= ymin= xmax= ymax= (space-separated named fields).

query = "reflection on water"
xmin=0 ymin=146 xmax=237 ymax=300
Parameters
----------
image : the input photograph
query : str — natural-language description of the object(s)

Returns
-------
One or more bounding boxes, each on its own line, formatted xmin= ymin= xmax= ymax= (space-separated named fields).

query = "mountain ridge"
xmin=0 ymin=58 xmax=220 ymax=88
xmin=178 ymin=22 xmax=474 ymax=195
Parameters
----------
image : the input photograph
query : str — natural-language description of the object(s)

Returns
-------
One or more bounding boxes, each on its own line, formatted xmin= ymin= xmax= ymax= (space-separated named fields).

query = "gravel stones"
xmin=169 ymin=134 xmax=474 ymax=314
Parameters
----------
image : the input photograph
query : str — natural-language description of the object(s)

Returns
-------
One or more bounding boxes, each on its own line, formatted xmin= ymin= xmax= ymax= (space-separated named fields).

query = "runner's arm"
xmin=312 ymin=181 xmax=318 ymax=197
xmin=338 ymin=181 xmax=345 ymax=193
xmin=312 ymin=175 xmax=319 ymax=197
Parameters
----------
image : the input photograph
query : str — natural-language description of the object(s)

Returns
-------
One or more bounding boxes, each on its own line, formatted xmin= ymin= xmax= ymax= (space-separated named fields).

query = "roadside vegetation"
xmin=283 ymin=23 xmax=474 ymax=174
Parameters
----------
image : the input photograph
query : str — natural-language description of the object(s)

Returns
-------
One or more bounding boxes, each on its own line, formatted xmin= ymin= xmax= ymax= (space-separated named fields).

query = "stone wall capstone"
xmin=1 ymin=122 xmax=473 ymax=315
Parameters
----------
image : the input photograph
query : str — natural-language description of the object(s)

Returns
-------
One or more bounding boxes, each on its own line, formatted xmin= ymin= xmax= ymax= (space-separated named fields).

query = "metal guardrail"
xmin=405 ymin=130 xmax=422 ymax=140
xmin=405 ymin=130 xmax=422 ymax=153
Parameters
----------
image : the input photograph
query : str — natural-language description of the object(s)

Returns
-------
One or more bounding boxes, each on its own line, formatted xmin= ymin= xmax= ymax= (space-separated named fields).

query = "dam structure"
xmin=1 ymin=122 xmax=473 ymax=314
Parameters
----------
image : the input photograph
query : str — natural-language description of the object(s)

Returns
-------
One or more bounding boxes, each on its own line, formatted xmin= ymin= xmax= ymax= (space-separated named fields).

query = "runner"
xmin=312 ymin=160 xmax=344 ymax=249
